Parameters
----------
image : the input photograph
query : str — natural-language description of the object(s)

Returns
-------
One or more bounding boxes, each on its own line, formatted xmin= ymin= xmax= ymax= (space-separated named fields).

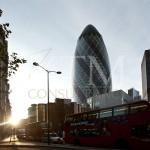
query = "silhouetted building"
xmin=0 ymin=25 xmax=11 ymax=138
xmin=50 ymin=98 xmax=85 ymax=132
xmin=141 ymin=50 xmax=150 ymax=101
xmin=27 ymin=98 xmax=85 ymax=133
xmin=128 ymin=88 xmax=141 ymax=101
xmin=37 ymin=103 xmax=47 ymax=122
xmin=0 ymin=25 xmax=11 ymax=125
xmin=28 ymin=104 xmax=37 ymax=123
xmin=28 ymin=103 xmax=47 ymax=123
xmin=73 ymin=24 xmax=112 ymax=106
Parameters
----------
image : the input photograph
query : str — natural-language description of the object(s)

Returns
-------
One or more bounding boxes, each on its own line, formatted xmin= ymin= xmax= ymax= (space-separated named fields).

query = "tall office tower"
xmin=141 ymin=50 xmax=150 ymax=101
xmin=73 ymin=24 xmax=112 ymax=106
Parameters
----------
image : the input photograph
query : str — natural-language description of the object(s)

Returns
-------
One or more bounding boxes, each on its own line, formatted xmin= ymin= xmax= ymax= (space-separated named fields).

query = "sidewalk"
xmin=0 ymin=137 xmax=114 ymax=150
xmin=0 ymin=137 xmax=48 ymax=147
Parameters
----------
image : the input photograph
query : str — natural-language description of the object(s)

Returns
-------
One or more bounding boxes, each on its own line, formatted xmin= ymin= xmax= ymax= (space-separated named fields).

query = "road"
xmin=0 ymin=137 xmax=120 ymax=150
xmin=0 ymin=147 xmax=115 ymax=150
xmin=0 ymin=148 xmax=70 ymax=150
xmin=0 ymin=148 xmax=51 ymax=150
xmin=0 ymin=145 xmax=114 ymax=150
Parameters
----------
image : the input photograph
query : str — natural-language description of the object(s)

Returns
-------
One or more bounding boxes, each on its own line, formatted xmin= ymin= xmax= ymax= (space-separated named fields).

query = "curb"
xmin=0 ymin=143 xmax=113 ymax=150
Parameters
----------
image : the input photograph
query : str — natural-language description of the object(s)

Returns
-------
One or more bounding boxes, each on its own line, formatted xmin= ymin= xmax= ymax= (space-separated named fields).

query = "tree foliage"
xmin=0 ymin=9 xmax=2 ymax=17
xmin=8 ymin=53 xmax=27 ymax=77
xmin=0 ymin=9 xmax=27 ymax=78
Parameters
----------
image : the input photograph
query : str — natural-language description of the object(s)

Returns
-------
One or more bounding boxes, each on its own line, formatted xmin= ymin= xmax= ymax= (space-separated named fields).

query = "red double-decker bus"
xmin=64 ymin=101 xmax=150 ymax=149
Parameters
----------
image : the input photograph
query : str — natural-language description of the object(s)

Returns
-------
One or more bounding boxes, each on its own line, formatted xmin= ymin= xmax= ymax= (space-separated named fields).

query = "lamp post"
xmin=33 ymin=62 xmax=61 ymax=144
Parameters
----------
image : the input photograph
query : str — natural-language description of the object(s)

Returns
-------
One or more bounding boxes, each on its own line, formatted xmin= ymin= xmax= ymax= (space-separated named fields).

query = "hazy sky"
xmin=1 ymin=0 xmax=150 ymax=119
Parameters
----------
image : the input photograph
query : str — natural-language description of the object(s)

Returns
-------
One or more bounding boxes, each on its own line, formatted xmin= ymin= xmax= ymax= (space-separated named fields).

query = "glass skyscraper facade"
xmin=73 ymin=24 xmax=112 ymax=105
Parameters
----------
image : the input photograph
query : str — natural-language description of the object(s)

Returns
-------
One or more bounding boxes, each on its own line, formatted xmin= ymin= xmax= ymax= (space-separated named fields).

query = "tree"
xmin=0 ymin=9 xmax=27 ymax=78
xmin=0 ymin=9 xmax=2 ymax=17
xmin=8 ymin=53 xmax=27 ymax=77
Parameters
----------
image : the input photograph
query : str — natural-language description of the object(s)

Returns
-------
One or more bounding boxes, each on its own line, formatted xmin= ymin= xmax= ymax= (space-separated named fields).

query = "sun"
xmin=8 ymin=116 xmax=20 ymax=126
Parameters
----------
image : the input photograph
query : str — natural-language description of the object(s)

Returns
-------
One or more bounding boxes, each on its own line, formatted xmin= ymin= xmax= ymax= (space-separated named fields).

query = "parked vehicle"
xmin=41 ymin=132 xmax=63 ymax=144
xmin=26 ymin=122 xmax=43 ymax=141
xmin=16 ymin=128 xmax=26 ymax=140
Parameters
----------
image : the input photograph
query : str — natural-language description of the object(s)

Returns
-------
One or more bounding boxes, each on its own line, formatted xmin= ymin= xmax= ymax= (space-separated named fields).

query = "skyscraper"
xmin=73 ymin=24 xmax=112 ymax=105
xmin=141 ymin=50 xmax=150 ymax=101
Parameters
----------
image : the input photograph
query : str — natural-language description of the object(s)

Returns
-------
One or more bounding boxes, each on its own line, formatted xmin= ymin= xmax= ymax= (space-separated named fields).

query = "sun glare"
xmin=9 ymin=116 xmax=20 ymax=126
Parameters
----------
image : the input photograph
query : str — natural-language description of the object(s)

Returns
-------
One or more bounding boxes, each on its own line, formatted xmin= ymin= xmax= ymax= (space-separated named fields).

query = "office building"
xmin=27 ymin=98 xmax=84 ymax=133
xmin=0 ymin=25 xmax=11 ymax=124
xmin=73 ymin=24 xmax=112 ymax=106
xmin=0 ymin=24 xmax=11 ymax=138
xmin=37 ymin=103 xmax=47 ymax=122
xmin=87 ymin=90 xmax=132 ymax=109
xmin=141 ymin=50 xmax=150 ymax=101
xmin=28 ymin=104 xmax=37 ymax=123
xmin=128 ymin=88 xmax=141 ymax=101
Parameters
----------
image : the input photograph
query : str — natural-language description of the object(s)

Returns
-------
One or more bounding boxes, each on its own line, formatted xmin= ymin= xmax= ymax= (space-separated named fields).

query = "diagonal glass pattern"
xmin=73 ymin=25 xmax=112 ymax=106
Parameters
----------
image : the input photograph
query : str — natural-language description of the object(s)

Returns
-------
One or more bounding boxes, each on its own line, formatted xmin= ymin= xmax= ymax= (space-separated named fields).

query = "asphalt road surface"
xmin=0 ymin=148 xmax=113 ymax=150
xmin=0 ymin=146 xmax=116 ymax=150
xmin=0 ymin=148 xmax=45 ymax=150
xmin=0 ymin=148 xmax=64 ymax=150
xmin=0 ymin=137 xmax=120 ymax=150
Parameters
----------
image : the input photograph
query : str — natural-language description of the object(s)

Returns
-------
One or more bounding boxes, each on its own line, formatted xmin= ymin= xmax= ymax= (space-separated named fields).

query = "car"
xmin=16 ymin=129 xmax=26 ymax=140
xmin=41 ymin=132 xmax=63 ymax=144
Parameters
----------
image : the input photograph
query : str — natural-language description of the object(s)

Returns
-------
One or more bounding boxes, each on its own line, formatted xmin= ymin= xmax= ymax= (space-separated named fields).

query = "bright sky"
xmin=1 ymin=0 xmax=150 ymax=120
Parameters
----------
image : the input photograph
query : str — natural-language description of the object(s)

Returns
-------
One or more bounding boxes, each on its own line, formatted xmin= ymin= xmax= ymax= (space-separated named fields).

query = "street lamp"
xmin=33 ymin=62 xmax=61 ymax=144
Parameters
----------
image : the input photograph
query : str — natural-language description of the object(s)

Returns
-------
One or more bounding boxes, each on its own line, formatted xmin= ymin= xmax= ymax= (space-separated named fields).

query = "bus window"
xmin=66 ymin=116 xmax=73 ymax=122
xmin=100 ymin=109 xmax=112 ymax=118
xmin=96 ymin=112 xmax=100 ymax=119
xmin=131 ymin=124 xmax=150 ymax=137
xmin=82 ymin=114 xmax=88 ymax=121
xmin=130 ymin=104 xmax=148 ymax=114
xmin=87 ymin=113 xmax=97 ymax=120
xmin=73 ymin=116 xmax=77 ymax=122
xmin=114 ymin=106 xmax=128 ymax=116
xmin=78 ymin=128 xmax=100 ymax=136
